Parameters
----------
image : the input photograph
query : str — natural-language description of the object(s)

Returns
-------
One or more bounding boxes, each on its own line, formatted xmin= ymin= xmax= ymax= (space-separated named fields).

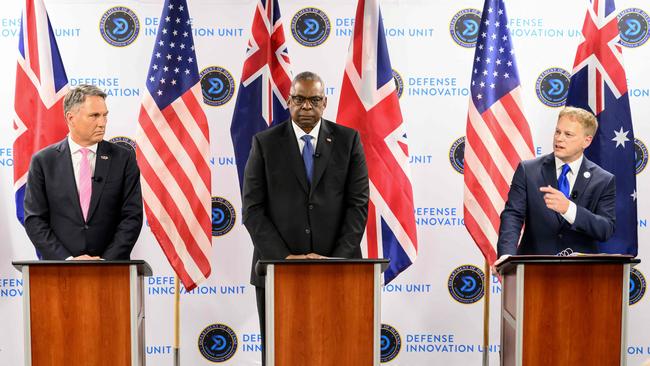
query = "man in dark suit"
xmin=497 ymin=106 xmax=616 ymax=260
xmin=24 ymin=84 xmax=143 ymax=260
xmin=242 ymin=71 xmax=369 ymax=363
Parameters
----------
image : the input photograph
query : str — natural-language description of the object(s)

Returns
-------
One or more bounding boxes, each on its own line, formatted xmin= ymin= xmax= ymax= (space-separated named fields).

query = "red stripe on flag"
xmin=465 ymin=120 xmax=511 ymax=201
xmin=25 ymin=1 xmax=41 ymax=82
xmin=366 ymin=200 xmax=378 ymax=258
xmin=352 ymin=0 xmax=365 ymax=76
xmin=481 ymin=108 xmax=521 ymax=171
xmin=463 ymin=205 xmax=497 ymax=264
xmin=464 ymin=165 xmax=501 ymax=233
xmin=499 ymin=93 xmax=535 ymax=156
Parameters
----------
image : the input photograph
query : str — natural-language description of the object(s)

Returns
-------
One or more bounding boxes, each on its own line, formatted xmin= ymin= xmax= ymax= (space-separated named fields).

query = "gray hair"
xmin=291 ymin=71 xmax=324 ymax=91
xmin=63 ymin=84 xmax=107 ymax=115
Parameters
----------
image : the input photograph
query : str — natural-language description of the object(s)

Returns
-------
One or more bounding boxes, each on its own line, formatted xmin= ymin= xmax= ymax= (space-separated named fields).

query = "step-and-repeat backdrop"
xmin=1 ymin=0 xmax=648 ymax=364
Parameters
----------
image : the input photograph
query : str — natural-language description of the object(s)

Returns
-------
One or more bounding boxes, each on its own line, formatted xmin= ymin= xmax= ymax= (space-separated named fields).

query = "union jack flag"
xmin=463 ymin=0 xmax=534 ymax=264
xmin=231 ymin=0 xmax=292 ymax=190
xmin=566 ymin=0 xmax=637 ymax=255
xmin=13 ymin=0 xmax=69 ymax=224
xmin=337 ymin=0 xmax=417 ymax=284
xmin=137 ymin=0 xmax=212 ymax=291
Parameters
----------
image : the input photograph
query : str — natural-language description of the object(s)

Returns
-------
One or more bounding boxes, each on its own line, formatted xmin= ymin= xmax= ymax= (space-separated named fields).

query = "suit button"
xmin=84 ymin=225 xmax=89 ymax=230
xmin=308 ymin=204 xmax=314 ymax=210
xmin=305 ymin=228 xmax=311 ymax=234
xmin=558 ymin=233 xmax=563 ymax=239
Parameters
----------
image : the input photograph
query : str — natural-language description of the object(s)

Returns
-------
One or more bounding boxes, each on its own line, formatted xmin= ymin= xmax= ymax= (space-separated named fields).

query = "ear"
xmin=583 ymin=134 xmax=593 ymax=149
xmin=322 ymin=96 xmax=328 ymax=109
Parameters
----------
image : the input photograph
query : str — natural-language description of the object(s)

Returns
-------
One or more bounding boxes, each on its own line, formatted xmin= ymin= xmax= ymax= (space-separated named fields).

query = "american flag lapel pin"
xmin=100 ymin=155 xmax=109 ymax=160
xmin=326 ymin=137 xmax=332 ymax=143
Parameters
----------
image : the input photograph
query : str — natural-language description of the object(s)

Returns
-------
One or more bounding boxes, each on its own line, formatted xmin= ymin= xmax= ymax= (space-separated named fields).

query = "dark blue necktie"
xmin=301 ymin=135 xmax=314 ymax=184
xmin=558 ymin=163 xmax=571 ymax=198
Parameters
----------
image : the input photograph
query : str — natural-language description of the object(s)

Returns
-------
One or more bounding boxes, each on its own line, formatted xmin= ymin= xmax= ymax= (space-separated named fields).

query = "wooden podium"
xmin=496 ymin=255 xmax=640 ymax=366
xmin=256 ymin=259 xmax=389 ymax=366
xmin=12 ymin=260 xmax=152 ymax=366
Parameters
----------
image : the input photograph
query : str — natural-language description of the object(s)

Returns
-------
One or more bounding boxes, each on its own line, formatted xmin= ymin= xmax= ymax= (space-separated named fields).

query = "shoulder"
xmin=520 ymin=153 xmax=551 ymax=169
xmin=31 ymin=138 xmax=67 ymax=162
xmin=100 ymin=140 xmax=136 ymax=161
xmin=253 ymin=120 xmax=290 ymax=142
xmin=322 ymin=119 xmax=359 ymax=137
xmin=584 ymin=157 xmax=615 ymax=180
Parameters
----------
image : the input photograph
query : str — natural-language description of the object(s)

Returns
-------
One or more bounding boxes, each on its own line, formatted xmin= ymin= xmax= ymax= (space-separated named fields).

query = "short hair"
xmin=291 ymin=71 xmax=324 ymax=92
xmin=559 ymin=106 xmax=598 ymax=137
xmin=63 ymin=84 xmax=107 ymax=115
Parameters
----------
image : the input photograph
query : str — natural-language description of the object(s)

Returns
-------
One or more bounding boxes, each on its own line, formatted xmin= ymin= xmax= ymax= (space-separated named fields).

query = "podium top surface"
xmin=496 ymin=254 xmax=640 ymax=274
xmin=256 ymin=258 xmax=389 ymax=276
xmin=12 ymin=260 xmax=153 ymax=276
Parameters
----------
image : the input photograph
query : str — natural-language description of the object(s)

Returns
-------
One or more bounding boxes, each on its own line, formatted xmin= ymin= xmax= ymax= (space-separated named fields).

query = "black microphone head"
xmin=570 ymin=191 xmax=578 ymax=199
xmin=314 ymin=152 xmax=321 ymax=158
xmin=93 ymin=176 xmax=103 ymax=183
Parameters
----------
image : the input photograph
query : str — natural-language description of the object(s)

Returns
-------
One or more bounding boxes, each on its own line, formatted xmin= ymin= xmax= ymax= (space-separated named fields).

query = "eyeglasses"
xmin=290 ymin=95 xmax=324 ymax=107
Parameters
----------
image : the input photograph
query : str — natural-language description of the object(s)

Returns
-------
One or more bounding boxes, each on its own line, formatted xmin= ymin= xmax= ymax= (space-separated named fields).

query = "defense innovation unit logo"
xmin=392 ymin=69 xmax=404 ymax=99
xmin=535 ymin=67 xmax=571 ymax=108
xmin=200 ymin=66 xmax=235 ymax=107
xmin=109 ymin=136 xmax=136 ymax=152
xmin=198 ymin=323 xmax=238 ymax=362
xmin=380 ymin=324 xmax=401 ymax=362
xmin=618 ymin=8 xmax=650 ymax=48
xmin=630 ymin=268 xmax=646 ymax=305
xmin=291 ymin=7 xmax=331 ymax=47
xmin=449 ymin=136 xmax=465 ymax=174
xmin=212 ymin=197 xmax=236 ymax=237
xmin=448 ymin=265 xmax=485 ymax=304
xmin=99 ymin=7 xmax=140 ymax=47
xmin=449 ymin=9 xmax=482 ymax=48
xmin=635 ymin=138 xmax=648 ymax=175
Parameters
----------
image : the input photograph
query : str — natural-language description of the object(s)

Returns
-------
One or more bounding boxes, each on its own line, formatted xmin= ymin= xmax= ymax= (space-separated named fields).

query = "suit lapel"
xmin=56 ymin=139 xmax=85 ymax=221
xmin=280 ymin=121 xmax=309 ymax=193
xmin=87 ymin=141 xmax=111 ymax=221
xmin=310 ymin=120 xmax=333 ymax=195
xmin=571 ymin=157 xmax=594 ymax=206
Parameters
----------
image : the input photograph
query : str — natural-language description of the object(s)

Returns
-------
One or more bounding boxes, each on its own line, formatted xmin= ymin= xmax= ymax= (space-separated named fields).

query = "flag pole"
xmin=173 ymin=275 xmax=180 ymax=366
xmin=482 ymin=259 xmax=490 ymax=366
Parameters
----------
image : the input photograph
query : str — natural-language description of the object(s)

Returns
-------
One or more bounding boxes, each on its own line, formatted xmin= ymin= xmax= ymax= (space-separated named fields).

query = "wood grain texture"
xmin=274 ymin=263 xmax=374 ymax=366
xmin=522 ymin=263 xmax=623 ymax=366
xmin=28 ymin=264 xmax=131 ymax=366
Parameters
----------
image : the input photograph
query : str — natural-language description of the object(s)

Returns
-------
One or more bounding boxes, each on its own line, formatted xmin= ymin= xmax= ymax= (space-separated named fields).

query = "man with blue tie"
xmin=242 ymin=71 xmax=369 ymax=364
xmin=497 ymin=106 xmax=616 ymax=260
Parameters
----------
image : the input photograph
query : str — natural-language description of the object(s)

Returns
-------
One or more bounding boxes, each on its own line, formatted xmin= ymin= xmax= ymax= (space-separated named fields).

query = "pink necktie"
xmin=78 ymin=148 xmax=92 ymax=221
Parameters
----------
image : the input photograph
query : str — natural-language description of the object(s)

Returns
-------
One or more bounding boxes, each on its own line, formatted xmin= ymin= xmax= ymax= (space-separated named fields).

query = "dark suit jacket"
xmin=24 ymin=138 xmax=143 ymax=260
xmin=242 ymin=119 xmax=369 ymax=287
xmin=497 ymin=153 xmax=616 ymax=256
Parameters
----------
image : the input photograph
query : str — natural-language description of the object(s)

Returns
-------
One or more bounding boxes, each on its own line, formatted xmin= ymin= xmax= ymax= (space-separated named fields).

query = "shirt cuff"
xmin=561 ymin=201 xmax=577 ymax=224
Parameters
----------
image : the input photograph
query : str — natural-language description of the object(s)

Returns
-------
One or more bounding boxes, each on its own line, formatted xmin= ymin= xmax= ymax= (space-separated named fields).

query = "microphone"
xmin=314 ymin=152 xmax=321 ymax=158
xmin=92 ymin=176 xmax=103 ymax=183
xmin=570 ymin=190 xmax=578 ymax=199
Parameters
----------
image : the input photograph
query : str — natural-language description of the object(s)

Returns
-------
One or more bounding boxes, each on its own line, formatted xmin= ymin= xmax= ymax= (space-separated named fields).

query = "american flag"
xmin=136 ymin=0 xmax=212 ymax=290
xmin=337 ymin=0 xmax=417 ymax=284
xmin=566 ymin=0 xmax=637 ymax=255
xmin=463 ymin=0 xmax=534 ymax=264
xmin=230 ymin=0 xmax=292 ymax=191
xmin=13 ymin=0 xmax=69 ymax=224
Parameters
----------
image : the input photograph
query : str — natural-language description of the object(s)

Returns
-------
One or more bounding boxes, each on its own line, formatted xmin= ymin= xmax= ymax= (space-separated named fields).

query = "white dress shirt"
xmin=554 ymin=155 xmax=583 ymax=224
xmin=68 ymin=136 xmax=98 ymax=189
xmin=292 ymin=119 xmax=321 ymax=154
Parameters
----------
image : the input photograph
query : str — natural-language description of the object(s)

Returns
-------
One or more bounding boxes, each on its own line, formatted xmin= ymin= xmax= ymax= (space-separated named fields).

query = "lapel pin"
xmin=100 ymin=155 xmax=109 ymax=160
xmin=326 ymin=137 xmax=332 ymax=143
xmin=583 ymin=171 xmax=591 ymax=179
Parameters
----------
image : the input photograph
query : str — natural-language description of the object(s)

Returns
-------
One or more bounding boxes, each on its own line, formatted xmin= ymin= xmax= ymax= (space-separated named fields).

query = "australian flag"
xmin=566 ymin=0 xmax=637 ymax=255
xmin=230 ymin=0 xmax=292 ymax=190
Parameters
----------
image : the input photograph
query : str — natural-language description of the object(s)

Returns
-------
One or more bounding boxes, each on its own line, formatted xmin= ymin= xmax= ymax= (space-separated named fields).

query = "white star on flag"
xmin=612 ymin=127 xmax=630 ymax=148
xmin=631 ymin=190 xmax=637 ymax=202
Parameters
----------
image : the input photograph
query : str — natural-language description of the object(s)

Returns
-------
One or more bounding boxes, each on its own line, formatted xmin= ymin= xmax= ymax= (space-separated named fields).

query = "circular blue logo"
xmin=109 ymin=136 xmax=136 ymax=153
xmin=634 ymin=138 xmax=648 ymax=175
xmin=618 ymin=8 xmax=650 ymax=48
xmin=99 ymin=7 xmax=140 ymax=47
xmin=212 ymin=197 xmax=236 ymax=237
xmin=198 ymin=323 xmax=238 ymax=362
xmin=200 ymin=66 xmax=235 ymax=107
xmin=449 ymin=136 xmax=465 ymax=174
xmin=535 ymin=67 xmax=571 ymax=108
xmin=380 ymin=324 xmax=401 ymax=362
xmin=448 ymin=265 xmax=485 ymax=304
xmin=449 ymin=9 xmax=482 ymax=48
xmin=291 ymin=7 xmax=331 ymax=47
xmin=630 ymin=268 xmax=646 ymax=305
xmin=392 ymin=69 xmax=404 ymax=99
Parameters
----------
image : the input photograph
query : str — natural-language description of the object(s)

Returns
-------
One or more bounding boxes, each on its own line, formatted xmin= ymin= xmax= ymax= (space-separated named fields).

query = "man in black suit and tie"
xmin=497 ymin=106 xmax=616 ymax=260
xmin=24 ymin=84 xmax=143 ymax=260
xmin=242 ymin=71 xmax=369 ymax=363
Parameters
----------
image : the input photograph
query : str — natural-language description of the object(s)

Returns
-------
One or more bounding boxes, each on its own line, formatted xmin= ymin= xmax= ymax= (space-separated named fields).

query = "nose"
xmin=301 ymin=101 xmax=313 ymax=110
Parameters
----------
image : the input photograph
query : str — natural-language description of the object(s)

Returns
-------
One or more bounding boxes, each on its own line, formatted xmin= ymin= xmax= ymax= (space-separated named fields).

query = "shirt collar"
xmin=554 ymin=154 xmax=583 ymax=174
xmin=291 ymin=119 xmax=321 ymax=141
xmin=68 ymin=136 xmax=98 ymax=155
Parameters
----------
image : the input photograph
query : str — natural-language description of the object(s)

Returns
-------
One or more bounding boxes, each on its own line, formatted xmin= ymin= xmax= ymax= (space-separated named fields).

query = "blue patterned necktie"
xmin=301 ymin=135 xmax=314 ymax=184
xmin=558 ymin=163 xmax=571 ymax=198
